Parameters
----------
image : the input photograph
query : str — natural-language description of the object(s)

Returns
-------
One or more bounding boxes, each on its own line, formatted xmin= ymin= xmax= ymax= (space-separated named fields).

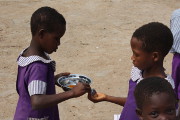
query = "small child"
xmin=14 ymin=7 xmax=91 ymax=120
xmin=134 ymin=77 xmax=177 ymax=120
xmin=88 ymin=22 xmax=175 ymax=120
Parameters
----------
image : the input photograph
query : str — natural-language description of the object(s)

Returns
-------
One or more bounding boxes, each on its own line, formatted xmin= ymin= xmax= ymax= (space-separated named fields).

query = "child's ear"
xmin=38 ymin=29 xmax=46 ymax=39
xmin=136 ymin=108 xmax=143 ymax=120
xmin=152 ymin=52 xmax=159 ymax=62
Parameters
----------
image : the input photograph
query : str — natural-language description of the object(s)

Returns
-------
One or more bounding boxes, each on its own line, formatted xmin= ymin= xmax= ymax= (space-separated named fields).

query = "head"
xmin=134 ymin=77 xmax=177 ymax=120
xmin=30 ymin=6 xmax=66 ymax=54
xmin=130 ymin=22 xmax=173 ymax=70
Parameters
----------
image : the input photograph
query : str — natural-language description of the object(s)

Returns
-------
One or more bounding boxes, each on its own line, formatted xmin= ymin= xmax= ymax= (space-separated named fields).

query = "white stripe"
xmin=28 ymin=117 xmax=49 ymax=120
xmin=114 ymin=114 xmax=121 ymax=120
xmin=28 ymin=80 xmax=47 ymax=96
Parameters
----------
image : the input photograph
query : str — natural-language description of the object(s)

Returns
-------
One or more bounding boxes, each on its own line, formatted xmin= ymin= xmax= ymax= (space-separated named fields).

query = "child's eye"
xmin=133 ymin=52 xmax=139 ymax=57
xmin=166 ymin=109 xmax=175 ymax=114
xmin=149 ymin=111 xmax=158 ymax=118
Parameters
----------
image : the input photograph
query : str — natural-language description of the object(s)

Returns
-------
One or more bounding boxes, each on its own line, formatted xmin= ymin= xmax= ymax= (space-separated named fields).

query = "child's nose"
xmin=131 ymin=55 xmax=134 ymax=61
xmin=159 ymin=115 xmax=168 ymax=120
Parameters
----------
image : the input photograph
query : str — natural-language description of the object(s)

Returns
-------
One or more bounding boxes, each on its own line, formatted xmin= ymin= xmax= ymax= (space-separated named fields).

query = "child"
xmin=88 ymin=22 xmax=175 ymax=120
xmin=134 ymin=77 xmax=177 ymax=120
xmin=14 ymin=6 xmax=91 ymax=120
xmin=170 ymin=9 xmax=180 ymax=118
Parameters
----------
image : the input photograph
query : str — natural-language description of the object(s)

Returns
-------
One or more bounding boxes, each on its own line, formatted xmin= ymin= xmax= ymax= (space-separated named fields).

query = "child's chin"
xmin=46 ymin=51 xmax=54 ymax=54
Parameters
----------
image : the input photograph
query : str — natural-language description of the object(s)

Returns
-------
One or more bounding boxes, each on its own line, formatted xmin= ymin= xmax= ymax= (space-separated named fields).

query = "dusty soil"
xmin=0 ymin=0 xmax=180 ymax=120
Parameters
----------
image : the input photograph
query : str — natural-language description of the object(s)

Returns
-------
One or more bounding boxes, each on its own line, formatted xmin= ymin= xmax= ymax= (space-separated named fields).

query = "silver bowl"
xmin=57 ymin=74 xmax=92 ymax=91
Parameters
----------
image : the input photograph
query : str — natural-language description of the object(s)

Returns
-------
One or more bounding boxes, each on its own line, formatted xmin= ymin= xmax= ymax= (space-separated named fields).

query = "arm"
xmin=88 ymin=92 xmax=126 ymax=106
xmin=31 ymin=82 xmax=91 ymax=110
xmin=105 ymin=95 xmax=126 ymax=106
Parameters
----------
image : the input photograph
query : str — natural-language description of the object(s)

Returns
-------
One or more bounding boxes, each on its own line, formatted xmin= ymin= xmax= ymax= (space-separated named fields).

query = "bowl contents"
xmin=57 ymin=74 xmax=92 ymax=91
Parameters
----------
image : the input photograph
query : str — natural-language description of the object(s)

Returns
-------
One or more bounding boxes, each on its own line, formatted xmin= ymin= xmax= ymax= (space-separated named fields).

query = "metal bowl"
xmin=57 ymin=74 xmax=92 ymax=91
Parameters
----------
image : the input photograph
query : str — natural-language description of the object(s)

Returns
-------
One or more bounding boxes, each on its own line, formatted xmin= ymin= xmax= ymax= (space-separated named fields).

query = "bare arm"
xmin=88 ymin=92 xmax=126 ymax=106
xmin=31 ymin=82 xmax=91 ymax=110
xmin=105 ymin=95 xmax=126 ymax=106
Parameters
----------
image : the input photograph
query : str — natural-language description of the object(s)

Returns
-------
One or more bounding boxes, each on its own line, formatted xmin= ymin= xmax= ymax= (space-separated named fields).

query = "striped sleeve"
xmin=170 ymin=9 xmax=180 ymax=53
xmin=26 ymin=62 xmax=49 ymax=96
xmin=28 ymin=80 xmax=47 ymax=96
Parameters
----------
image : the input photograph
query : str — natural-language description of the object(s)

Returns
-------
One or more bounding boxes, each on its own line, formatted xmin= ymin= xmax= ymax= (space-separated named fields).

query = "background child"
xmin=170 ymin=9 xmax=180 ymax=118
xmin=88 ymin=22 xmax=174 ymax=120
xmin=14 ymin=6 xmax=91 ymax=120
xmin=134 ymin=77 xmax=177 ymax=120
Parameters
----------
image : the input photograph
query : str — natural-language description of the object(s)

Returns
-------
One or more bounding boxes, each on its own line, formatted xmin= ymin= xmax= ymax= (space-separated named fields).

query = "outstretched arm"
xmin=88 ymin=92 xmax=126 ymax=106
xmin=104 ymin=95 xmax=126 ymax=106
xmin=31 ymin=82 xmax=91 ymax=110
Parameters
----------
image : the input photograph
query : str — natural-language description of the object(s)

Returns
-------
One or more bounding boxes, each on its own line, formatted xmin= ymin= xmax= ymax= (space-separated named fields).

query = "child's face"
xmin=40 ymin=24 xmax=66 ymax=54
xmin=139 ymin=92 xmax=176 ymax=120
xmin=130 ymin=37 xmax=154 ymax=70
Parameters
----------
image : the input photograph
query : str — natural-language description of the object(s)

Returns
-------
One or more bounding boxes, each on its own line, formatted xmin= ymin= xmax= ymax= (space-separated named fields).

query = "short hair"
xmin=30 ymin=6 xmax=66 ymax=36
xmin=134 ymin=77 xmax=177 ymax=110
xmin=132 ymin=22 xmax=173 ymax=57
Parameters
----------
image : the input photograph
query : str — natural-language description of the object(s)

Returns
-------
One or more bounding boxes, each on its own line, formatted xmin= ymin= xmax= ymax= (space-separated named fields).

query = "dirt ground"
xmin=0 ymin=0 xmax=180 ymax=120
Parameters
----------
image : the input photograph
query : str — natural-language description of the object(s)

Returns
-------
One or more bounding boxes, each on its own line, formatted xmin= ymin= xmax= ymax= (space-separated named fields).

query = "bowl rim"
xmin=57 ymin=74 xmax=92 ymax=89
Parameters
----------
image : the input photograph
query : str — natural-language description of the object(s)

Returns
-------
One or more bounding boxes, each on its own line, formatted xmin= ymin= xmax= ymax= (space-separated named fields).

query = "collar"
xmin=17 ymin=48 xmax=56 ymax=71
xmin=131 ymin=66 xmax=143 ymax=83
xmin=130 ymin=66 xmax=175 ymax=88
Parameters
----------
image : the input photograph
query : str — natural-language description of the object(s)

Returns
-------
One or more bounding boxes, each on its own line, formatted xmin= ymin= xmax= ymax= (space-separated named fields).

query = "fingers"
xmin=55 ymin=72 xmax=71 ymax=80
xmin=60 ymin=72 xmax=71 ymax=76
xmin=77 ymin=82 xmax=91 ymax=92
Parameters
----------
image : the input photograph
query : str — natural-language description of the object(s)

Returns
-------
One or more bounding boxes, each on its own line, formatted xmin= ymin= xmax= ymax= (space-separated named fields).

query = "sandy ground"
xmin=0 ymin=0 xmax=180 ymax=120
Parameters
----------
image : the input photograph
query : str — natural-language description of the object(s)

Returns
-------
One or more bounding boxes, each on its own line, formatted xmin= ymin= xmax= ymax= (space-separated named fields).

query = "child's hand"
xmin=88 ymin=91 xmax=106 ymax=103
xmin=55 ymin=72 xmax=71 ymax=80
xmin=70 ymin=82 xmax=91 ymax=98
xmin=55 ymin=72 xmax=70 ymax=87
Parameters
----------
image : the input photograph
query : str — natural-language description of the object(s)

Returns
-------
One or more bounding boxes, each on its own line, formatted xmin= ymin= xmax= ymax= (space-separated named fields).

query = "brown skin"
xmin=130 ymin=37 xmax=166 ymax=78
xmin=26 ymin=24 xmax=91 ymax=110
xmin=88 ymin=93 xmax=126 ymax=106
xmin=136 ymin=93 xmax=176 ymax=120
xmin=88 ymin=37 xmax=167 ymax=106
xmin=31 ymin=81 xmax=91 ymax=109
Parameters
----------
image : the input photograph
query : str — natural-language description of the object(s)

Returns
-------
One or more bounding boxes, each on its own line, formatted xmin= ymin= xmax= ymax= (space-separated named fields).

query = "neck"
xmin=143 ymin=62 xmax=166 ymax=78
xmin=23 ymin=36 xmax=45 ymax=57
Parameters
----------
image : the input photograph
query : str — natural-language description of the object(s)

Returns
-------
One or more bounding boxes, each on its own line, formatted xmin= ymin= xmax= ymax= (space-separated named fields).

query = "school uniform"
xmin=14 ymin=49 xmax=59 ymax=120
xmin=119 ymin=66 xmax=175 ymax=120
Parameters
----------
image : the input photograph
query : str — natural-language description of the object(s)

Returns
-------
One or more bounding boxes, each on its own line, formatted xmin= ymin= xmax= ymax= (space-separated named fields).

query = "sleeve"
xmin=170 ymin=9 xmax=180 ymax=37
xmin=27 ymin=62 xmax=48 ymax=96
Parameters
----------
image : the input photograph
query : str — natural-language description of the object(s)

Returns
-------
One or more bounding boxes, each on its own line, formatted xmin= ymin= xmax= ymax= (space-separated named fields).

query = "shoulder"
xmin=171 ymin=9 xmax=180 ymax=20
xmin=29 ymin=61 xmax=49 ymax=70
xmin=165 ymin=75 xmax=175 ymax=89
